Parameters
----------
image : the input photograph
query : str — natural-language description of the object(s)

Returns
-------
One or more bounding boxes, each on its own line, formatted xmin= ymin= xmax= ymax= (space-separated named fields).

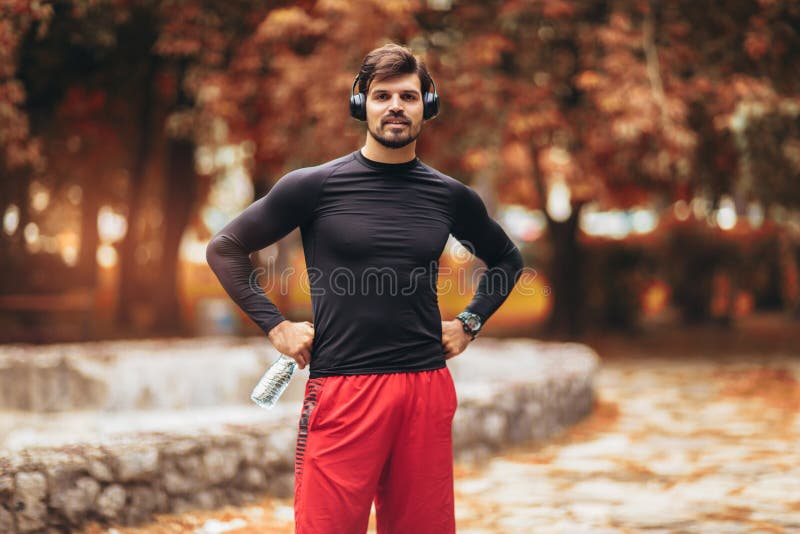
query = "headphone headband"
xmin=349 ymin=74 xmax=439 ymax=121
xmin=351 ymin=75 xmax=437 ymax=97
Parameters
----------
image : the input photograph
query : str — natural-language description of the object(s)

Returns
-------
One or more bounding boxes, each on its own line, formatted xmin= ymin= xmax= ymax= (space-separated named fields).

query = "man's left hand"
xmin=441 ymin=320 xmax=472 ymax=360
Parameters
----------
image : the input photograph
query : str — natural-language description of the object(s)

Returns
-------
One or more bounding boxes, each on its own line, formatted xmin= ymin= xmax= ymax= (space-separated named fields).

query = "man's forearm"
xmin=463 ymin=245 xmax=524 ymax=322
xmin=206 ymin=233 xmax=287 ymax=335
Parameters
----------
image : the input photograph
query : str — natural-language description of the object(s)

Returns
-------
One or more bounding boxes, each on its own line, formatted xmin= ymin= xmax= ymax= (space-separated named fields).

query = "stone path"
xmin=84 ymin=354 xmax=800 ymax=533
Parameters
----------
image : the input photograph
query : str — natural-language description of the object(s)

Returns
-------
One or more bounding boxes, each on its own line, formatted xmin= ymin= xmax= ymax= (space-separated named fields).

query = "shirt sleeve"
xmin=450 ymin=181 xmax=524 ymax=323
xmin=205 ymin=168 xmax=323 ymax=335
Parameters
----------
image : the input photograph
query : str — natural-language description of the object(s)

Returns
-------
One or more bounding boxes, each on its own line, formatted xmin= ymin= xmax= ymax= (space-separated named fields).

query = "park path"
xmin=87 ymin=352 xmax=800 ymax=533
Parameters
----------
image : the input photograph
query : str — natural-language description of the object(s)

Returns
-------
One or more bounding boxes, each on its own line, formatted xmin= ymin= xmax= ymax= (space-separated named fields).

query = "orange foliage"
xmin=1 ymin=0 xmax=799 ymax=209
xmin=256 ymin=7 xmax=328 ymax=43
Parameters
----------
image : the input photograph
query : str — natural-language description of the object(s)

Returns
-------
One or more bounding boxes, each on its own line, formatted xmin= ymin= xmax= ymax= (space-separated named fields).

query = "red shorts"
xmin=294 ymin=367 xmax=458 ymax=534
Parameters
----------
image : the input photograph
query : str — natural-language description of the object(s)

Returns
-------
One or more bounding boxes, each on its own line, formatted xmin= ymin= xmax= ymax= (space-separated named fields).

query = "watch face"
xmin=466 ymin=316 xmax=481 ymax=330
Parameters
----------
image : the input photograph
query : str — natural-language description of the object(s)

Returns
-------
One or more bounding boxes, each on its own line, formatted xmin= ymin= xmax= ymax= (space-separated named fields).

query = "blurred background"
xmin=1 ymin=0 xmax=799 ymax=344
xmin=2 ymin=2 xmax=800 ymax=532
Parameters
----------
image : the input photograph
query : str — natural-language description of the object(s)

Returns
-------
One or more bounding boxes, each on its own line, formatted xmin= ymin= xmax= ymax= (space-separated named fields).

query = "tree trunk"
xmin=528 ymin=146 xmax=585 ymax=340
xmin=546 ymin=205 xmax=584 ymax=340
xmin=116 ymin=58 xmax=158 ymax=330
xmin=0 ymin=169 xmax=31 ymax=294
xmin=77 ymin=173 xmax=100 ymax=290
xmin=155 ymin=136 xmax=197 ymax=334
xmin=153 ymin=60 xmax=198 ymax=335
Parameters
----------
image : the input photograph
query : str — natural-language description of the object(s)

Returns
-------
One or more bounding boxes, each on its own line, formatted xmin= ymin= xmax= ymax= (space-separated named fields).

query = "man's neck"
xmin=361 ymin=136 xmax=417 ymax=164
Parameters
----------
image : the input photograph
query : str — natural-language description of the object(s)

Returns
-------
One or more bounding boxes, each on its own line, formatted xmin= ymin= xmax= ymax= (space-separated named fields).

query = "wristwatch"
xmin=455 ymin=311 xmax=483 ymax=340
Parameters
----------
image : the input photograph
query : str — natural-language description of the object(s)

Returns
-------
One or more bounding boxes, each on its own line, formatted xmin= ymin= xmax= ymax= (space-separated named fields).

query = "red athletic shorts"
xmin=293 ymin=367 xmax=458 ymax=534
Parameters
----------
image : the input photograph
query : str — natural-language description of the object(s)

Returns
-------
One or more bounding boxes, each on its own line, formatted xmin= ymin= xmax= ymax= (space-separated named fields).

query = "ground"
xmin=82 ymin=319 xmax=800 ymax=533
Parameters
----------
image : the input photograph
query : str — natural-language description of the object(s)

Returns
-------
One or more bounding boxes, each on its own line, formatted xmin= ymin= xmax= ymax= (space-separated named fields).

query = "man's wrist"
xmin=267 ymin=320 xmax=288 ymax=341
xmin=455 ymin=311 xmax=483 ymax=340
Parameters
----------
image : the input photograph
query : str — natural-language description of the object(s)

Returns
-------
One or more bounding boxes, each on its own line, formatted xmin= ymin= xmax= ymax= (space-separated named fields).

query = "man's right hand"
xmin=267 ymin=320 xmax=315 ymax=369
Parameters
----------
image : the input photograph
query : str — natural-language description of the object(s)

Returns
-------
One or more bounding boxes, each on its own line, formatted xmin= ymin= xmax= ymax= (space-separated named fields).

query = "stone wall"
xmin=0 ymin=338 xmax=598 ymax=532
xmin=0 ymin=423 xmax=298 ymax=533
xmin=0 ymin=338 xmax=272 ymax=412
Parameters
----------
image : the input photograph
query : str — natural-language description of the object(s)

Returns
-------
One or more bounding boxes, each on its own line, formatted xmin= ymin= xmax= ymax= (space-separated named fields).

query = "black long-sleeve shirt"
xmin=206 ymin=150 xmax=523 ymax=378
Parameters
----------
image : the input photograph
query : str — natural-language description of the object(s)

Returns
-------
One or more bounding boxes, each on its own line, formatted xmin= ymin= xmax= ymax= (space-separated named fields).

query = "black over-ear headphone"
xmin=349 ymin=75 xmax=439 ymax=121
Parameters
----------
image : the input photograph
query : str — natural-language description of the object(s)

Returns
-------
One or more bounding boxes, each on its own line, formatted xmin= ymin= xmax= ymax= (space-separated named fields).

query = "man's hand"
xmin=267 ymin=320 xmax=315 ymax=369
xmin=441 ymin=319 xmax=472 ymax=360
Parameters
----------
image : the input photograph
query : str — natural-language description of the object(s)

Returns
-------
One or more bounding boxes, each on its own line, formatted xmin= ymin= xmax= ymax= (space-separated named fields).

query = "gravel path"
xmin=453 ymin=356 xmax=800 ymax=533
xmin=85 ymin=354 xmax=800 ymax=533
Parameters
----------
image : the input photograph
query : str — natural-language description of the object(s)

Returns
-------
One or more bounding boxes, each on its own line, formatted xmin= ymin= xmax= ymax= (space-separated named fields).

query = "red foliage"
xmin=1 ymin=0 xmax=799 ymax=208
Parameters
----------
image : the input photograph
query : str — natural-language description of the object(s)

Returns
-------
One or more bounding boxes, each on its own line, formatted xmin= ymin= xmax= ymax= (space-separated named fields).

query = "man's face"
xmin=365 ymin=73 xmax=425 ymax=149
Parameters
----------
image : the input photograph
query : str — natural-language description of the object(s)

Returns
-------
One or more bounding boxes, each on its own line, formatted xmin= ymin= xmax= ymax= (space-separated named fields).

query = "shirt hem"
xmin=309 ymin=361 xmax=446 ymax=379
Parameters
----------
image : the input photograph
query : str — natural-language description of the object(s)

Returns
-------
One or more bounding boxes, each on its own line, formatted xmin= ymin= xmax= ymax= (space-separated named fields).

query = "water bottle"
xmin=250 ymin=354 xmax=297 ymax=409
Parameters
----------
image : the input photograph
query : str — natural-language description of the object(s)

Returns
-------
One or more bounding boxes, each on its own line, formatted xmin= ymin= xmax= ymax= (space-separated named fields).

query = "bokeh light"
xmin=97 ymin=244 xmax=118 ymax=268
xmin=3 ymin=204 xmax=20 ymax=235
xmin=546 ymin=180 xmax=572 ymax=223
xmin=97 ymin=206 xmax=128 ymax=244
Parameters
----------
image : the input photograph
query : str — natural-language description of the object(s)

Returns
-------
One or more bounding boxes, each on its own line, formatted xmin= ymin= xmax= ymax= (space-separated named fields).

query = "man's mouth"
xmin=383 ymin=119 xmax=410 ymax=126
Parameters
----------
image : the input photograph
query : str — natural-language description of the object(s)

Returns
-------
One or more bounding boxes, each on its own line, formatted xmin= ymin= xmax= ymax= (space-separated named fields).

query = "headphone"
xmin=349 ymin=74 xmax=439 ymax=121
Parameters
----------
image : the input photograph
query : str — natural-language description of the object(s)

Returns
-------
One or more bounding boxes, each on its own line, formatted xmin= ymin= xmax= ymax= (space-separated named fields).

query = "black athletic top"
xmin=206 ymin=150 xmax=523 ymax=378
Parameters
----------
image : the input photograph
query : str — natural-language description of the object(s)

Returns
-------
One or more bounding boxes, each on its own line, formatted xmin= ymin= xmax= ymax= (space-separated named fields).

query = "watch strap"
xmin=456 ymin=311 xmax=483 ymax=340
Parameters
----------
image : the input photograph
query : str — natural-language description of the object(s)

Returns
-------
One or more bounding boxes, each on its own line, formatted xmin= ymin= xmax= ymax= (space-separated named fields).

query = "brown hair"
xmin=356 ymin=43 xmax=433 ymax=95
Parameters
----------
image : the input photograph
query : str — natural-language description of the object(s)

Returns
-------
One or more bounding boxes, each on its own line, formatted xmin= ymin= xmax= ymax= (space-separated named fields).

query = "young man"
xmin=206 ymin=44 xmax=523 ymax=533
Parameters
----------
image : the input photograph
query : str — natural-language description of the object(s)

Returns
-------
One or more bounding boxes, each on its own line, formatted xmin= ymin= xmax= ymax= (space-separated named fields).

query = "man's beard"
xmin=368 ymin=119 xmax=422 ymax=149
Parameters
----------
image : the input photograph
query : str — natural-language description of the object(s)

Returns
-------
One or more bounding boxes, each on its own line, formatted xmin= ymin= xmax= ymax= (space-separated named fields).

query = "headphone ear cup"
xmin=350 ymin=92 xmax=367 ymax=121
xmin=423 ymin=91 xmax=439 ymax=120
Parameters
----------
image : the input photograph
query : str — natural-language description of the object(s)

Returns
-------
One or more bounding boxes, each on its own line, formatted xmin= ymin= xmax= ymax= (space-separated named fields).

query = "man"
xmin=206 ymin=44 xmax=523 ymax=534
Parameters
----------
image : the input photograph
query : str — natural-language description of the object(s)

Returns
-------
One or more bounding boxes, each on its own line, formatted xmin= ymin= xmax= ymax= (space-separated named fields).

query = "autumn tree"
xmin=1 ymin=1 xmax=282 ymax=336
xmin=426 ymin=0 xmax=800 ymax=336
xmin=3 ymin=0 xmax=799 ymax=340
xmin=0 ymin=2 xmax=52 ymax=295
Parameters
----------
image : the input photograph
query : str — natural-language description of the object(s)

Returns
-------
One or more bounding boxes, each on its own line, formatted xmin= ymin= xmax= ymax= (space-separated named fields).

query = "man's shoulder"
xmin=417 ymin=160 xmax=472 ymax=197
xmin=303 ymin=152 xmax=358 ymax=174
xmin=282 ymin=152 xmax=357 ymax=183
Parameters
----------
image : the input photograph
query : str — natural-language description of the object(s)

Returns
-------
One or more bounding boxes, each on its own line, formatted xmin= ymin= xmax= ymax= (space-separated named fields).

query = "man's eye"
xmin=403 ymin=95 xmax=417 ymax=101
xmin=375 ymin=94 xmax=388 ymax=100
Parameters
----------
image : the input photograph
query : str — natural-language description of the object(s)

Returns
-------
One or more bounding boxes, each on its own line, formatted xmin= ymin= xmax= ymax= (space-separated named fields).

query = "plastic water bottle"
xmin=250 ymin=354 xmax=297 ymax=409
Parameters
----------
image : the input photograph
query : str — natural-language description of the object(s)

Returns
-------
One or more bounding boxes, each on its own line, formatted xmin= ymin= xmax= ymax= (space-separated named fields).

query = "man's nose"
xmin=388 ymin=95 xmax=404 ymax=112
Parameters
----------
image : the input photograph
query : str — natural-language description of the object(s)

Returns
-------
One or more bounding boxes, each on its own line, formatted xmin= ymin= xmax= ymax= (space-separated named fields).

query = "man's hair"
xmin=356 ymin=43 xmax=433 ymax=95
